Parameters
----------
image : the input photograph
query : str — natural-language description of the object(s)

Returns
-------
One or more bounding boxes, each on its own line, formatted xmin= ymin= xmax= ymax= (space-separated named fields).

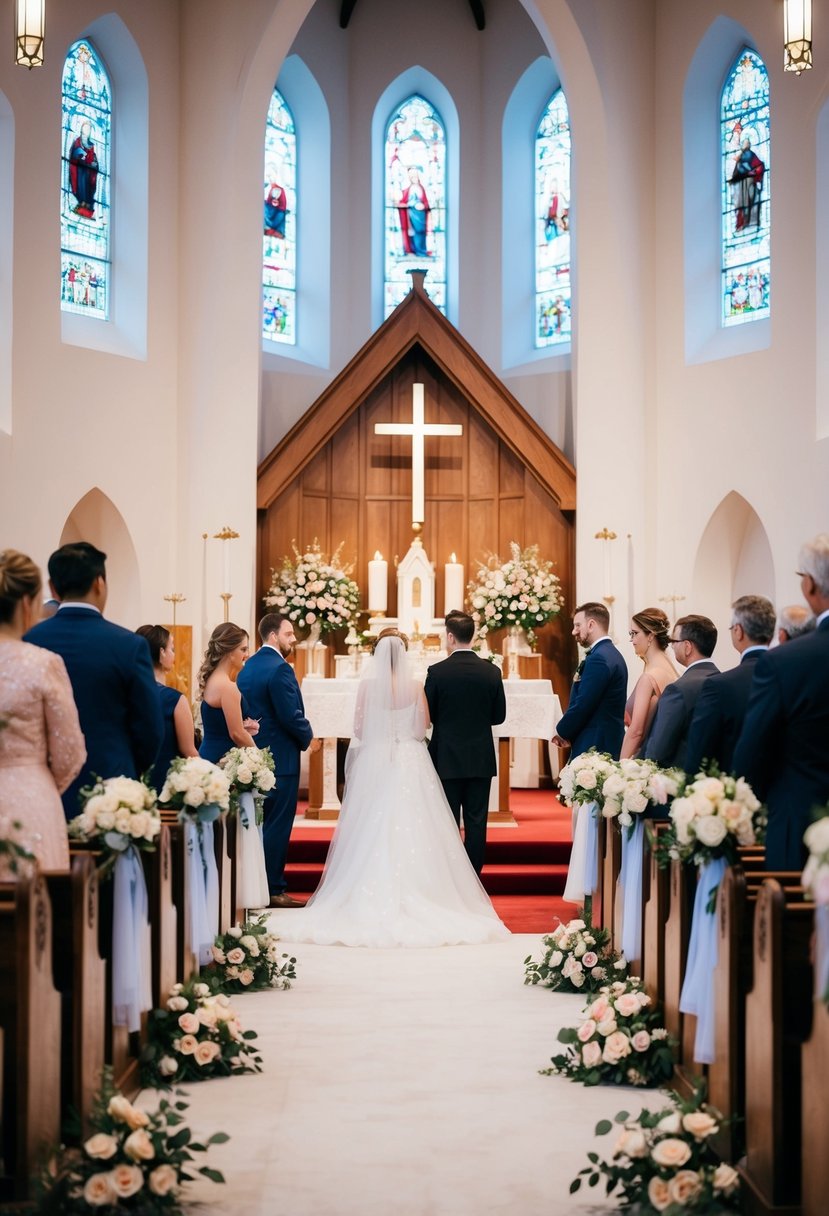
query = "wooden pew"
xmin=589 ymin=817 xmax=607 ymax=929
xmin=642 ymin=822 xmax=670 ymax=1004
xmin=801 ymin=955 xmax=829 ymax=1216
xmin=596 ymin=819 xmax=621 ymax=942
xmin=741 ymin=879 xmax=814 ymax=1214
xmin=159 ymin=810 xmax=198 ymax=982
xmin=214 ymin=814 xmax=233 ymax=934
xmin=662 ymin=857 xmax=693 ymax=1054
xmin=0 ymin=872 xmax=61 ymax=1201
xmin=142 ymin=824 xmax=177 ymax=1009
xmin=44 ymin=854 xmax=105 ymax=1138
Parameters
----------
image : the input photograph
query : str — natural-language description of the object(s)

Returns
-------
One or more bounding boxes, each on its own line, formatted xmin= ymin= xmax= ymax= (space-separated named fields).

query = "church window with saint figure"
xmin=384 ymin=95 xmax=446 ymax=318
xmin=535 ymin=89 xmax=571 ymax=347
xmin=262 ymin=88 xmax=297 ymax=345
xmin=60 ymin=40 xmax=112 ymax=320
xmin=721 ymin=49 xmax=770 ymax=326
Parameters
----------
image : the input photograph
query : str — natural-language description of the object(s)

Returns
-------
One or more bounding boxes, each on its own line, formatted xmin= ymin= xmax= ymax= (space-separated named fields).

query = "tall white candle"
xmin=368 ymin=551 xmax=388 ymax=612
xmin=444 ymin=553 xmax=464 ymax=616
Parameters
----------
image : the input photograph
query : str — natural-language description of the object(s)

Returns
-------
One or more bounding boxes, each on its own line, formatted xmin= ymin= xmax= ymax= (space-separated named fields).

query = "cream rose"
xmin=681 ymin=1110 xmax=718 ymax=1140
xmin=148 ymin=1164 xmax=178 ymax=1196
xmin=110 ymin=1163 xmax=144 ymax=1198
xmin=158 ymin=1055 xmax=178 ymax=1076
xmin=577 ymin=1019 xmax=597 ymax=1042
xmin=651 ymin=1137 xmax=692 ymax=1168
xmin=656 ymin=1111 xmax=682 ymax=1134
xmin=226 ymin=947 xmax=246 ymax=965
xmin=167 ymin=995 xmax=189 ymax=1012
xmin=212 ymin=945 xmax=227 ymax=964
xmin=631 ymin=1029 xmax=651 ymax=1052
xmin=178 ymin=1034 xmax=198 ymax=1054
xmin=602 ymin=1031 xmax=632 ymax=1063
xmin=614 ymin=993 xmax=641 ymax=1018
xmin=239 ymin=968 xmax=255 ymax=985
xmin=694 ymin=814 xmax=728 ymax=848
xmin=668 ymin=1169 xmax=703 ymax=1205
xmin=193 ymin=981 xmax=210 ymax=997
xmin=124 ymin=1129 xmax=155 ymax=1162
xmin=615 ymin=1128 xmax=648 ymax=1159
xmin=83 ymin=1172 xmax=117 ymax=1206
xmin=581 ymin=1040 xmax=602 ymax=1068
xmin=107 ymin=1094 xmax=139 ymax=1125
xmin=84 ymin=1133 xmax=118 ymax=1160
xmin=589 ymin=996 xmax=610 ymax=1021
xmin=194 ymin=1040 xmax=221 ymax=1066
xmin=177 ymin=1012 xmax=200 ymax=1034
xmin=597 ymin=1017 xmax=617 ymax=1037
xmin=647 ymin=1176 xmax=671 ymax=1211
xmin=713 ymin=1163 xmax=740 ymax=1194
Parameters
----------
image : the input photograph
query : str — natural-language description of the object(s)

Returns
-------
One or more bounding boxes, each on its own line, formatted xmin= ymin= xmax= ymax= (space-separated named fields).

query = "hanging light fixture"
xmin=15 ymin=0 xmax=45 ymax=69
xmin=784 ymin=0 xmax=813 ymax=74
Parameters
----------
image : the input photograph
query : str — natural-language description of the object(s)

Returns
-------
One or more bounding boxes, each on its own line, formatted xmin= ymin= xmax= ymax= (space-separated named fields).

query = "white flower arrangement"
xmin=802 ymin=810 xmax=829 ymax=906
xmin=524 ymin=914 xmax=628 ymax=993
xmin=210 ymin=914 xmax=297 ymax=992
xmin=265 ymin=539 xmax=361 ymax=636
xmin=220 ymin=746 xmax=276 ymax=819
xmin=467 ymin=541 xmax=562 ymax=644
xmin=600 ymin=758 xmax=684 ymax=834
xmin=68 ymin=776 xmax=161 ymax=863
xmin=140 ymin=977 xmax=262 ymax=1087
xmin=658 ymin=770 xmax=765 ymax=867
xmin=558 ymin=749 xmax=618 ymax=811
xmin=158 ymin=756 xmax=230 ymax=824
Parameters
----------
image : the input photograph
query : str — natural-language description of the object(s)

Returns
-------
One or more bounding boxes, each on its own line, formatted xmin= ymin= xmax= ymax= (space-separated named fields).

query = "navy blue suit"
xmin=237 ymin=645 xmax=313 ymax=894
xmin=643 ymin=660 xmax=718 ymax=770
xmin=25 ymin=606 xmax=163 ymax=818
xmin=732 ymin=618 xmax=829 ymax=870
xmin=555 ymin=637 xmax=627 ymax=759
xmin=684 ymin=648 xmax=766 ymax=777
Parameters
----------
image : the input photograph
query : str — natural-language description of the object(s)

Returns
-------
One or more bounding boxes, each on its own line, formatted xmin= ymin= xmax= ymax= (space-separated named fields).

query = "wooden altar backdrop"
xmin=256 ymin=274 xmax=577 ymax=696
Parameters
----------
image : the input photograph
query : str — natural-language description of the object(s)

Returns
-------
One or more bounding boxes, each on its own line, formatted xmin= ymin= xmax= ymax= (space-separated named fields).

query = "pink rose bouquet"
xmin=209 ymin=913 xmax=297 ymax=993
xmin=140 ymin=977 xmax=262 ymax=1088
xmin=523 ymin=911 xmax=628 ymax=993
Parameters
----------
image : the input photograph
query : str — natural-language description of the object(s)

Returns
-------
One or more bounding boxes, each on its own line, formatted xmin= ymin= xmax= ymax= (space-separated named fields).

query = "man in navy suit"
xmin=642 ymin=614 xmax=718 ymax=770
xmin=733 ymin=534 xmax=829 ymax=870
xmin=24 ymin=542 xmax=163 ymax=818
xmin=552 ymin=602 xmax=627 ymax=760
xmin=236 ymin=612 xmax=318 ymax=906
xmin=424 ymin=611 xmax=507 ymax=875
xmin=684 ymin=595 xmax=775 ymax=776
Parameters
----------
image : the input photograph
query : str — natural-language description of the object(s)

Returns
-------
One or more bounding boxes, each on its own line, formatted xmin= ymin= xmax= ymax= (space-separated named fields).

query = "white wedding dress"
xmin=269 ymin=636 xmax=508 ymax=948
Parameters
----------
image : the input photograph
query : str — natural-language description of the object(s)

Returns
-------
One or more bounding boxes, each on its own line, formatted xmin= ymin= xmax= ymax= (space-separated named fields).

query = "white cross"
xmin=374 ymin=383 xmax=463 ymax=524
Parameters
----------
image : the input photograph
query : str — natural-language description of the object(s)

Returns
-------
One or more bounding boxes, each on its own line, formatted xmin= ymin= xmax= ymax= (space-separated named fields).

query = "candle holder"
xmin=220 ymin=592 xmax=232 ymax=623
xmin=594 ymin=527 xmax=618 ymax=607
xmin=658 ymin=592 xmax=686 ymax=624
xmin=163 ymin=592 xmax=186 ymax=628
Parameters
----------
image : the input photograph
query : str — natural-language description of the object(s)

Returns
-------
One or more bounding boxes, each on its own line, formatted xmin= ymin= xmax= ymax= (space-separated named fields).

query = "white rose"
xmin=656 ymin=1111 xmax=682 ymax=1134
xmin=167 ymin=995 xmax=188 ymax=1011
xmin=549 ymin=950 xmax=563 ymax=968
xmin=236 ymin=765 xmax=253 ymax=785
xmin=804 ymin=817 xmax=829 ymax=854
xmin=95 ymin=808 xmax=116 ymax=831
xmin=576 ymin=770 xmax=597 ymax=790
xmin=694 ymin=814 xmax=728 ymax=847
xmin=113 ymin=811 xmax=132 ymax=835
xmin=158 ymin=1055 xmax=179 ymax=1076
xmin=615 ymin=1128 xmax=648 ymax=1159
xmin=128 ymin=811 xmax=148 ymax=838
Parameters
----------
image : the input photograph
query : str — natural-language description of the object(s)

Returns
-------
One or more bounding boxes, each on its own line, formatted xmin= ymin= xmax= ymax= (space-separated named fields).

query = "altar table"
xmin=300 ymin=677 xmax=562 ymax=821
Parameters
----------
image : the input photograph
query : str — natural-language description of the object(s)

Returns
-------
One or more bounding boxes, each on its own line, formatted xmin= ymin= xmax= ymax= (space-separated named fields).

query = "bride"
xmin=269 ymin=631 xmax=508 ymax=947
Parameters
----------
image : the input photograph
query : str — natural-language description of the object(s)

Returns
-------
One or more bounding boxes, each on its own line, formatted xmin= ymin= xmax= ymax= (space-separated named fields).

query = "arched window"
xmin=721 ymin=49 xmax=770 ymax=326
xmin=61 ymin=40 xmax=111 ymax=320
xmin=262 ymin=88 xmax=297 ymax=345
xmin=384 ymin=95 xmax=446 ymax=318
xmin=535 ymin=89 xmax=571 ymax=348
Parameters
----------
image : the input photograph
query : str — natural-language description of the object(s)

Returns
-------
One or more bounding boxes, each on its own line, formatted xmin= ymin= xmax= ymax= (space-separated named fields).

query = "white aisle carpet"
xmin=147 ymin=934 xmax=663 ymax=1215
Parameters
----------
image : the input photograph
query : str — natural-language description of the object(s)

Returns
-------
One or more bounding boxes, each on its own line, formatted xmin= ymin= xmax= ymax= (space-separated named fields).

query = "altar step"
xmin=284 ymin=859 xmax=569 ymax=896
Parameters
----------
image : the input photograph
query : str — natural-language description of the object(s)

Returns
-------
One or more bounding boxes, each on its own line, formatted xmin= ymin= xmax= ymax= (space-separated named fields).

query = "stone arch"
xmin=59 ymin=488 xmax=141 ymax=628
xmin=691 ymin=491 xmax=775 ymax=668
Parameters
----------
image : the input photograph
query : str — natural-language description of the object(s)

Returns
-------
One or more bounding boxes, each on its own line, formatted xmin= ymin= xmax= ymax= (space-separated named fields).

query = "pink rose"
xmin=84 ymin=1133 xmax=118 ymax=1160
xmin=110 ymin=1163 xmax=144 ymax=1198
xmin=239 ymin=968 xmax=255 ymax=986
xmin=177 ymin=1012 xmax=200 ymax=1034
xmin=614 ymin=993 xmax=641 ymax=1018
xmin=83 ymin=1173 xmax=117 ymax=1206
xmin=123 ymin=1129 xmax=155 ymax=1161
xmin=682 ymin=1111 xmax=718 ymax=1140
xmin=602 ymin=1031 xmax=632 ymax=1063
xmin=226 ymin=947 xmax=246 ymax=965
xmin=148 ymin=1164 xmax=178 ymax=1197
xmin=589 ymin=996 xmax=609 ymax=1021
xmin=177 ymin=1034 xmax=198 ymax=1055
xmin=631 ymin=1030 xmax=651 ymax=1052
xmin=582 ymin=951 xmax=598 ymax=968
xmin=581 ymin=1040 xmax=602 ymax=1067
xmin=577 ymin=1019 xmax=597 ymax=1042
xmin=194 ymin=1040 xmax=221 ymax=1066
xmin=647 ymin=1176 xmax=671 ymax=1211
xmin=651 ymin=1138 xmax=692 ymax=1168
xmin=668 ymin=1170 xmax=703 ymax=1205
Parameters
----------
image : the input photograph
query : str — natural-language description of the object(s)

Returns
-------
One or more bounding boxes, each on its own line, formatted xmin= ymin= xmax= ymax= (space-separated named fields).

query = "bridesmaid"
xmin=135 ymin=624 xmax=198 ymax=794
xmin=620 ymin=607 xmax=677 ymax=759
xmin=0 ymin=550 xmax=86 ymax=870
xmin=197 ymin=623 xmax=258 ymax=763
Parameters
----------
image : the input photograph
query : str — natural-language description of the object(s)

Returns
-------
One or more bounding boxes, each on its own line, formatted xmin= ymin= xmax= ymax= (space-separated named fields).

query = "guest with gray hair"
xmin=733 ymin=533 xmax=829 ymax=868
xmin=776 ymin=603 xmax=814 ymax=644
xmin=684 ymin=594 xmax=775 ymax=776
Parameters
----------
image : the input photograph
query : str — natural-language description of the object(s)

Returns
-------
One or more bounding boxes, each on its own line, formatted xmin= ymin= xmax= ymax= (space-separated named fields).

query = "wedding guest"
xmin=552 ymin=602 xmax=627 ymax=760
xmin=733 ymin=534 xmax=829 ymax=869
xmin=642 ymin=614 xmax=718 ymax=770
xmin=425 ymin=611 xmax=507 ymax=875
xmin=684 ymin=595 xmax=775 ymax=777
xmin=620 ymin=607 xmax=676 ymax=759
xmin=0 ymin=550 xmax=85 ymax=870
xmin=237 ymin=613 xmax=318 ymax=907
xmin=197 ymin=623 xmax=258 ymax=764
xmin=25 ymin=542 xmax=162 ymax=819
xmin=135 ymin=625 xmax=198 ymax=794
xmin=776 ymin=603 xmax=814 ymax=644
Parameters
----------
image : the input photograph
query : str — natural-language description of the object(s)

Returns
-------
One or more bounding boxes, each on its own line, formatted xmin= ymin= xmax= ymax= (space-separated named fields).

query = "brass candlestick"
xmin=163 ymin=593 xmax=186 ymax=627
xmin=658 ymin=592 xmax=686 ymax=624
xmin=594 ymin=527 xmax=618 ymax=607
xmin=220 ymin=592 xmax=232 ymax=623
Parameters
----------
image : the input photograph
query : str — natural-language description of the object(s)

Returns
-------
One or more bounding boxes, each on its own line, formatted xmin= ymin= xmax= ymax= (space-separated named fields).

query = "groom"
xmin=552 ymin=601 xmax=627 ymax=760
xmin=425 ymin=611 xmax=507 ymax=874
xmin=237 ymin=612 xmax=319 ymax=907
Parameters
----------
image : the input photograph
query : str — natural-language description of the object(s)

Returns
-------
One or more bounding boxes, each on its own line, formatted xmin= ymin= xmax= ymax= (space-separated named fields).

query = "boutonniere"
xmin=574 ymin=649 xmax=592 ymax=682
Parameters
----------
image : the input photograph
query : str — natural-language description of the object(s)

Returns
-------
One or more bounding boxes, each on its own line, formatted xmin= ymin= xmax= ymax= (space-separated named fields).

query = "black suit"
xmin=643 ymin=660 xmax=719 ymax=770
xmin=684 ymin=648 xmax=766 ymax=777
xmin=732 ymin=617 xmax=829 ymax=869
xmin=424 ymin=650 xmax=507 ymax=874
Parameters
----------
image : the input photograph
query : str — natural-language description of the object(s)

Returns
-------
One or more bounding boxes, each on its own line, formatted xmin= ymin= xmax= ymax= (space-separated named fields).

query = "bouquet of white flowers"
xmin=600 ymin=758 xmax=683 ymax=835
xmin=657 ymin=770 xmax=764 ymax=868
xmin=265 ymin=539 xmax=361 ymax=636
xmin=467 ymin=541 xmax=562 ymax=645
xmin=220 ymin=746 xmax=276 ymax=820
xmin=140 ymin=978 xmax=262 ymax=1088
xmin=158 ymin=757 xmax=230 ymax=824
xmin=524 ymin=914 xmax=628 ymax=993
xmin=69 ymin=776 xmax=161 ymax=867
xmin=803 ymin=811 xmax=829 ymax=906
xmin=558 ymin=749 xmax=617 ymax=811
xmin=210 ymin=915 xmax=297 ymax=993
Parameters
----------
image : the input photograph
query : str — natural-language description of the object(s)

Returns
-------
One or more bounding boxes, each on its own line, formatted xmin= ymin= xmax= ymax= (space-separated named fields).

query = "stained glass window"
xmin=721 ymin=49 xmax=770 ymax=326
xmin=384 ymin=95 xmax=446 ymax=317
xmin=262 ymin=89 xmax=296 ymax=345
xmin=61 ymin=41 xmax=111 ymax=320
xmin=535 ymin=90 xmax=571 ymax=348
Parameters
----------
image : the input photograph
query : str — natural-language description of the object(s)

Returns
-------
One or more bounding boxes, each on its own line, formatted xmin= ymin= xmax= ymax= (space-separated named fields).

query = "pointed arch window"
xmin=262 ymin=88 xmax=297 ymax=345
xmin=384 ymin=95 xmax=446 ymax=317
xmin=721 ymin=49 xmax=770 ymax=326
xmin=534 ymin=89 xmax=571 ymax=348
xmin=61 ymin=40 xmax=112 ymax=320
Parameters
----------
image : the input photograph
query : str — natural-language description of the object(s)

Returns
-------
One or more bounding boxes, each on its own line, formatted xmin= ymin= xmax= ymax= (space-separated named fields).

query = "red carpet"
xmin=286 ymin=789 xmax=574 ymax=934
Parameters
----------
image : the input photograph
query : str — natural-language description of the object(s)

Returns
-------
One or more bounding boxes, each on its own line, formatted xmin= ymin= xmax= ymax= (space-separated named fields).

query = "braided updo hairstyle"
xmin=0 ymin=550 xmax=42 ymax=624
xmin=631 ymin=606 xmax=671 ymax=650
xmin=197 ymin=622 xmax=248 ymax=697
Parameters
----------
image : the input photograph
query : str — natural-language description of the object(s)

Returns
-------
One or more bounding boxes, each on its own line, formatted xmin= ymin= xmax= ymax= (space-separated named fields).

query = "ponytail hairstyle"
xmin=0 ymin=550 xmax=42 ymax=624
xmin=197 ymin=622 xmax=248 ymax=697
xmin=135 ymin=624 xmax=171 ymax=666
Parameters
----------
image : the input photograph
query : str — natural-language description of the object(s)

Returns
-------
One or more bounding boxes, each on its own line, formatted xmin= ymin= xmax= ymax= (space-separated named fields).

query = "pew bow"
xmin=235 ymin=790 xmax=270 ymax=911
xmin=111 ymin=843 xmax=152 ymax=1032
xmin=619 ymin=817 xmax=645 ymax=965
xmin=185 ymin=820 xmax=220 ymax=966
xmin=679 ymin=855 xmax=728 ymax=1064
xmin=563 ymin=800 xmax=598 ymax=903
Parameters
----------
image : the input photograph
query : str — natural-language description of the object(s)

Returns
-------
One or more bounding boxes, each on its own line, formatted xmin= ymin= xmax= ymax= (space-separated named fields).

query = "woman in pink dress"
xmin=620 ymin=607 xmax=677 ymax=759
xmin=0 ymin=550 xmax=86 ymax=871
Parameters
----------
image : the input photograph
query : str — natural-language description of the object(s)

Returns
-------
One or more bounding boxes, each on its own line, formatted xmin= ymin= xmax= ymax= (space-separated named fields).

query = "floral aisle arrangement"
xmin=558 ymin=749 xmax=618 ymax=813
xmin=35 ymin=1071 xmax=228 ymax=1214
xmin=559 ymin=749 xmax=618 ymax=904
xmin=220 ymin=747 xmax=276 ymax=820
xmin=544 ymin=977 xmax=675 ymax=1088
xmin=68 ymin=776 xmax=161 ymax=1031
xmin=265 ymin=539 xmax=361 ymax=636
xmin=570 ymin=1088 xmax=741 ymax=1212
xmin=467 ymin=541 xmax=563 ymax=646
xmin=220 ymin=747 xmax=275 ymax=908
xmin=523 ymin=914 xmax=628 ymax=993
xmin=158 ymin=757 xmax=231 ymax=965
xmin=210 ymin=916 xmax=297 ymax=993
xmin=140 ymin=978 xmax=262 ymax=1087
xmin=803 ymin=808 xmax=829 ymax=1006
